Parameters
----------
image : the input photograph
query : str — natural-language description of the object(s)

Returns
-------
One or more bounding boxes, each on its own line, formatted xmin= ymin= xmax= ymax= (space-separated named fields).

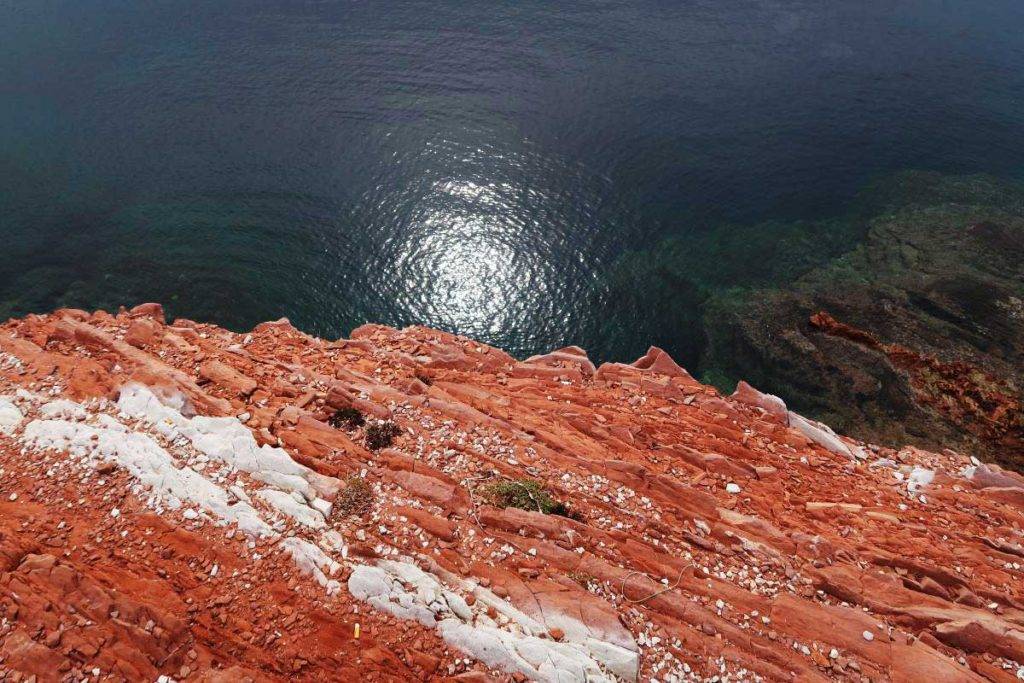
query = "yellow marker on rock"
xmin=354 ymin=622 xmax=361 ymax=639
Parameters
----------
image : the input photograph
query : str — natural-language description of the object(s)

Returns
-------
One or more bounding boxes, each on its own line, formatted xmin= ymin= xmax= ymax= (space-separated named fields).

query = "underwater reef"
xmin=599 ymin=171 xmax=1024 ymax=468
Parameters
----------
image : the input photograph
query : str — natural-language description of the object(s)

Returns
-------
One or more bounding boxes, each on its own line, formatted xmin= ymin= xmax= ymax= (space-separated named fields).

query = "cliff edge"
xmin=1 ymin=304 xmax=1023 ymax=682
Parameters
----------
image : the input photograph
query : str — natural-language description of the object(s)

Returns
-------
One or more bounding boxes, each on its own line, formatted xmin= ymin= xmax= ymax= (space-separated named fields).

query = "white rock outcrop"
xmin=14 ymin=387 xmax=348 ymax=595
xmin=118 ymin=384 xmax=339 ymax=499
xmin=348 ymin=559 xmax=638 ymax=682
xmin=788 ymin=411 xmax=867 ymax=460
xmin=0 ymin=397 xmax=22 ymax=435
xmin=22 ymin=416 xmax=275 ymax=537
xmin=281 ymin=536 xmax=341 ymax=594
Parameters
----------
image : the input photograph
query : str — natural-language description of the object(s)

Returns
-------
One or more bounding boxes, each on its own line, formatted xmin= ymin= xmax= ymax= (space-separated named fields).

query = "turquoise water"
xmin=3 ymin=0 xmax=1024 ymax=362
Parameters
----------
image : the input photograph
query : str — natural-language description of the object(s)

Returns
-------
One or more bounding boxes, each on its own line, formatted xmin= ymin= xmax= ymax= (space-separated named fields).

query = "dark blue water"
xmin=3 ymin=0 xmax=1024 ymax=359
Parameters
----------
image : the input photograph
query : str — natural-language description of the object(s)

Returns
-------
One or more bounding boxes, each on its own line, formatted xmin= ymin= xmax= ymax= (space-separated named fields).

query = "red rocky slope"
xmin=809 ymin=311 xmax=1024 ymax=461
xmin=1 ymin=304 xmax=1023 ymax=682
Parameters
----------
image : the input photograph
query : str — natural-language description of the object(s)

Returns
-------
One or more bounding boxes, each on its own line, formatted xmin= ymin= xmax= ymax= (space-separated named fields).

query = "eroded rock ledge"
xmin=1 ymin=304 xmax=1023 ymax=682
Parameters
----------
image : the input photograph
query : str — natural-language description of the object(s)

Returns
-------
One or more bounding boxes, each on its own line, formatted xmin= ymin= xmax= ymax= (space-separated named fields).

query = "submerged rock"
xmin=601 ymin=171 xmax=1024 ymax=469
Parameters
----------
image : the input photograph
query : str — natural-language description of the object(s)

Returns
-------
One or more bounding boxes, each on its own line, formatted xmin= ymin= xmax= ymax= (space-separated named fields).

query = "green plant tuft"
xmin=482 ymin=479 xmax=581 ymax=519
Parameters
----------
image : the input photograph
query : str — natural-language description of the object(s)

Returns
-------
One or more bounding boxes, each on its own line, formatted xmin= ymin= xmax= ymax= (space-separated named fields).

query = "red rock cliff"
xmin=0 ymin=305 xmax=1023 ymax=682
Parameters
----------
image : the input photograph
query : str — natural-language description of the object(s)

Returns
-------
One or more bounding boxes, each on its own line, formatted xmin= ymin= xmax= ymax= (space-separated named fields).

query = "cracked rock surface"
xmin=0 ymin=304 xmax=1023 ymax=681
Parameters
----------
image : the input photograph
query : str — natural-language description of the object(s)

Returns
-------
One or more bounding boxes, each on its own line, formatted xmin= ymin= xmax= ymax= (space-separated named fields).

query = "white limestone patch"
xmin=257 ymin=488 xmax=326 ymax=529
xmin=789 ymin=411 xmax=867 ymax=460
xmin=348 ymin=559 xmax=636 ymax=682
xmin=94 ymin=413 xmax=129 ymax=432
xmin=348 ymin=564 xmax=440 ymax=627
xmin=0 ymin=397 xmax=22 ymax=435
xmin=8 ymin=385 xmax=353 ymax=597
xmin=281 ymin=536 xmax=341 ymax=595
xmin=22 ymin=418 xmax=275 ymax=537
xmin=38 ymin=399 xmax=88 ymax=420
xmin=467 ymin=581 xmax=639 ymax=681
xmin=439 ymin=618 xmax=619 ymax=683
xmin=118 ymin=384 xmax=339 ymax=500
xmin=907 ymin=466 xmax=935 ymax=495
xmin=0 ymin=352 xmax=25 ymax=372
xmin=584 ymin=639 xmax=642 ymax=682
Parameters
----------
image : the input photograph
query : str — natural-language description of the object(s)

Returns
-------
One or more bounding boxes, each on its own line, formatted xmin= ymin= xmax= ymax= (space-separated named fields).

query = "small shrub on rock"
xmin=482 ymin=478 xmax=581 ymax=519
xmin=328 ymin=406 xmax=364 ymax=430
xmin=335 ymin=476 xmax=375 ymax=517
xmin=566 ymin=570 xmax=595 ymax=588
xmin=365 ymin=420 xmax=401 ymax=450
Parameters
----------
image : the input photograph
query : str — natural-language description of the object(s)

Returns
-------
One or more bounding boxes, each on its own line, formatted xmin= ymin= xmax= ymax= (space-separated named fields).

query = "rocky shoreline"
xmin=599 ymin=171 xmax=1024 ymax=467
xmin=1 ymin=304 xmax=1023 ymax=681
